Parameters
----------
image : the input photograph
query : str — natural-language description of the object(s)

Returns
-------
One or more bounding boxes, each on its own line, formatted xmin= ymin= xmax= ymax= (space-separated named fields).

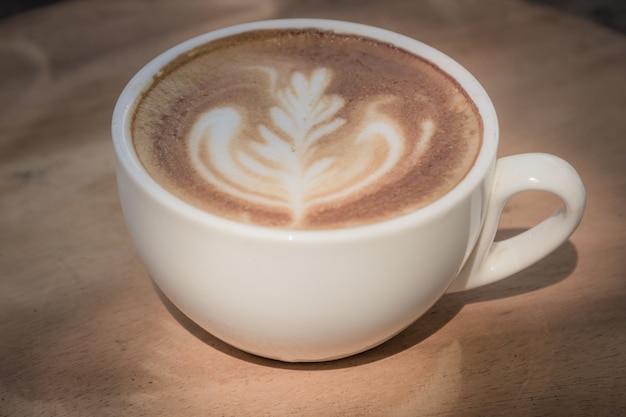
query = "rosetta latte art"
xmin=188 ymin=67 xmax=435 ymax=225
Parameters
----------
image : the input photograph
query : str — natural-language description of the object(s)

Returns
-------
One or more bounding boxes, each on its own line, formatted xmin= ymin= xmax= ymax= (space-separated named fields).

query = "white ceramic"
xmin=112 ymin=19 xmax=586 ymax=362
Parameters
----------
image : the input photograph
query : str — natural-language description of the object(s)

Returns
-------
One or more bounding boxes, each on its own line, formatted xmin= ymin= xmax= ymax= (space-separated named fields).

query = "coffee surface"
xmin=131 ymin=29 xmax=482 ymax=229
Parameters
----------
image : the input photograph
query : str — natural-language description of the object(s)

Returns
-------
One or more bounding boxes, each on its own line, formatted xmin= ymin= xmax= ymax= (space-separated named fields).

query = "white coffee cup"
xmin=112 ymin=19 xmax=586 ymax=362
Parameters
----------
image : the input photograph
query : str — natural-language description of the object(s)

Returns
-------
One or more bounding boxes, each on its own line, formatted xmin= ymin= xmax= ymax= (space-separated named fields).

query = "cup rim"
xmin=112 ymin=18 xmax=498 ymax=241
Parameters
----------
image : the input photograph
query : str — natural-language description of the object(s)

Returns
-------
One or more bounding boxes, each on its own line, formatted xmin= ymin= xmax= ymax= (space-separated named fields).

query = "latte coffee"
xmin=131 ymin=29 xmax=482 ymax=229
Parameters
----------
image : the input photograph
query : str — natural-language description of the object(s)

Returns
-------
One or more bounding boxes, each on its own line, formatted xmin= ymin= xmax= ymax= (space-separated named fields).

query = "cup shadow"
xmin=155 ymin=228 xmax=579 ymax=370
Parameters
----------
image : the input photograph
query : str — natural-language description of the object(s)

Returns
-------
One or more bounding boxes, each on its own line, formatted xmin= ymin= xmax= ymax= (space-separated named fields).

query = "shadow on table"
xmin=156 ymin=228 xmax=579 ymax=370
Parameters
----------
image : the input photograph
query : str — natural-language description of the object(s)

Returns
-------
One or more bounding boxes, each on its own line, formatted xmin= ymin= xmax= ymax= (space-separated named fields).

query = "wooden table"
xmin=1 ymin=0 xmax=625 ymax=415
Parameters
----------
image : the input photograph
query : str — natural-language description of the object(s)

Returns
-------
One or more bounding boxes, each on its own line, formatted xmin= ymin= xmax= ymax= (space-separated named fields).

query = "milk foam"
xmin=131 ymin=29 xmax=482 ymax=229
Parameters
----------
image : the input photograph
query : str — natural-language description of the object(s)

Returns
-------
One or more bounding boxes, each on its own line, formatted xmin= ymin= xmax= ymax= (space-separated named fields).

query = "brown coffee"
xmin=131 ymin=29 xmax=482 ymax=229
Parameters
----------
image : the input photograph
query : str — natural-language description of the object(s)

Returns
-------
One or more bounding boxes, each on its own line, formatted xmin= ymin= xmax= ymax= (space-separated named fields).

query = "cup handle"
xmin=446 ymin=153 xmax=586 ymax=293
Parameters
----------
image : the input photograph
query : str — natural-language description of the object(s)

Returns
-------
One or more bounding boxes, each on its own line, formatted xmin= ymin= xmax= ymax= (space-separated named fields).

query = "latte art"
xmin=132 ymin=29 xmax=482 ymax=229
xmin=189 ymin=67 xmax=435 ymax=224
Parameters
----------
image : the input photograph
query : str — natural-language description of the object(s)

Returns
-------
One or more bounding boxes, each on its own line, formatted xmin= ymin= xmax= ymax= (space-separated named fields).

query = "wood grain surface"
xmin=1 ymin=0 xmax=625 ymax=415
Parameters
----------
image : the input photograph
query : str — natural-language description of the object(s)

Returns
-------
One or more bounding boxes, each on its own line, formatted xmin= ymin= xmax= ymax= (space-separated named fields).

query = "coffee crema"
xmin=131 ymin=29 xmax=482 ymax=229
